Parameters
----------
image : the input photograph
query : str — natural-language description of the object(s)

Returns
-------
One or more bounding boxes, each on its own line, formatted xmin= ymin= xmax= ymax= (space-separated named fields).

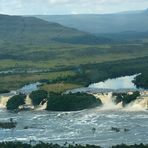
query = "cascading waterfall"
xmin=18 ymin=95 xmax=35 ymax=110
xmin=0 ymin=90 xmax=147 ymax=111
xmin=125 ymin=96 xmax=148 ymax=111
xmin=0 ymin=91 xmax=16 ymax=108
xmin=36 ymin=100 xmax=47 ymax=111
xmin=93 ymin=92 xmax=123 ymax=110
xmin=0 ymin=96 xmax=10 ymax=108
xmin=93 ymin=92 xmax=148 ymax=111
xmin=0 ymin=94 xmax=47 ymax=110
xmin=25 ymin=95 xmax=33 ymax=106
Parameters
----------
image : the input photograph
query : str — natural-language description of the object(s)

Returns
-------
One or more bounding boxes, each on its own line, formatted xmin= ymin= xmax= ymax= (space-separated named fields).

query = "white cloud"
xmin=0 ymin=0 xmax=148 ymax=15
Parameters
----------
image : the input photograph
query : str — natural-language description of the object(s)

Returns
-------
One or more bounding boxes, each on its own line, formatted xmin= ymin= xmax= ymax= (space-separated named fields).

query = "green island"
xmin=0 ymin=121 xmax=17 ymax=129
xmin=6 ymin=94 xmax=26 ymax=110
xmin=46 ymin=92 xmax=102 ymax=111
xmin=133 ymin=73 xmax=148 ymax=89
xmin=6 ymin=90 xmax=102 ymax=111
xmin=29 ymin=90 xmax=48 ymax=106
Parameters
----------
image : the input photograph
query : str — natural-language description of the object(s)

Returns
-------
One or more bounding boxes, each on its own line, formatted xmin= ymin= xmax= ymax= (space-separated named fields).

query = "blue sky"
xmin=0 ymin=0 xmax=148 ymax=15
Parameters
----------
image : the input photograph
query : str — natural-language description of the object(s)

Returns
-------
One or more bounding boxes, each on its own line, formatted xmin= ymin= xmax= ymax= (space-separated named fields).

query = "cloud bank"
xmin=0 ymin=0 xmax=148 ymax=15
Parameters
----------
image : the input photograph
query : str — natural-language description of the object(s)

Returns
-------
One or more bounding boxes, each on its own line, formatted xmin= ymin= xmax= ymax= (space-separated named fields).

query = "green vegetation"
xmin=1 ymin=56 xmax=148 ymax=91
xmin=134 ymin=73 xmax=148 ymax=89
xmin=0 ymin=141 xmax=147 ymax=148
xmin=0 ymin=14 xmax=148 ymax=71
xmin=0 ymin=42 xmax=147 ymax=71
xmin=0 ymin=14 xmax=110 ymax=47
xmin=46 ymin=93 xmax=102 ymax=111
xmin=113 ymin=91 xmax=140 ymax=106
xmin=112 ymin=143 xmax=148 ymax=148
xmin=0 ymin=89 xmax=9 ymax=94
xmin=29 ymin=90 xmax=48 ymax=106
xmin=0 ymin=70 xmax=75 ymax=90
xmin=0 ymin=121 xmax=16 ymax=129
xmin=6 ymin=94 xmax=26 ymax=110
xmin=1 ymin=56 xmax=148 ymax=92
xmin=41 ymin=83 xmax=82 ymax=93
xmin=28 ymin=90 xmax=102 ymax=111
xmin=71 ymin=56 xmax=148 ymax=87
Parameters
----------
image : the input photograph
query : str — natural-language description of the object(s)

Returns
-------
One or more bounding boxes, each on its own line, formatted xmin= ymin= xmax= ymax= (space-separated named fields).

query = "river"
xmin=0 ymin=74 xmax=148 ymax=147
xmin=66 ymin=74 xmax=142 ymax=93
xmin=0 ymin=108 xmax=147 ymax=147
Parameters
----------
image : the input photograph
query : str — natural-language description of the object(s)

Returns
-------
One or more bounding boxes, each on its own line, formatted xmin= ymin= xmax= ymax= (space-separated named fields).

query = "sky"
xmin=0 ymin=0 xmax=148 ymax=15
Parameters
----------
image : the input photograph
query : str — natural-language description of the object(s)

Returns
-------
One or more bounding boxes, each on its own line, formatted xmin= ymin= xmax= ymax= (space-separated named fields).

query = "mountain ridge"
xmin=0 ymin=14 xmax=110 ymax=45
xmin=35 ymin=9 xmax=148 ymax=34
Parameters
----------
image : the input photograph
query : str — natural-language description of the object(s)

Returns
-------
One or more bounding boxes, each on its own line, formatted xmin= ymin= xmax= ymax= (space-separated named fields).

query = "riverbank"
xmin=0 ymin=141 xmax=147 ymax=148
xmin=1 ymin=56 xmax=148 ymax=91
xmin=0 ymin=75 xmax=148 ymax=111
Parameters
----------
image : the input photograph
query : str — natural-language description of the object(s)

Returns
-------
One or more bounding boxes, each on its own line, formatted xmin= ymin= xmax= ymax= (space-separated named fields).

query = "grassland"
xmin=0 ymin=41 xmax=148 ymax=91
xmin=0 ymin=43 xmax=148 ymax=70
xmin=0 ymin=70 xmax=76 ymax=90
xmin=41 ymin=83 xmax=82 ymax=93
xmin=1 ymin=55 xmax=148 ymax=92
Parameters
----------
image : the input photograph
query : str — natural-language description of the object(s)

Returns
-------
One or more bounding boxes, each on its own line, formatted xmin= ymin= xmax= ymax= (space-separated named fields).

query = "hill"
xmin=0 ymin=14 xmax=113 ymax=62
xmin=36 ymin=9 xmax=148 ymax=34
xmin=0 ymin=14 xmax=110 ymax=45
xmin=0 ymin=14 xmax=147 ymax=63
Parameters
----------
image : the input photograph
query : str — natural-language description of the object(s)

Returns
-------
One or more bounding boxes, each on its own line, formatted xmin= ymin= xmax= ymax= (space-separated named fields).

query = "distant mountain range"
xmin=0 ymin=14 xmax=110 ymax=45
xmin=35 ymin=9 xmax=148 ymax=34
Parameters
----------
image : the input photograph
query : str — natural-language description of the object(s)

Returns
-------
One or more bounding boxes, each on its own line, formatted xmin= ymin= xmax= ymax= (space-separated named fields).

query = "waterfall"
xmin=93 ymin=92 xmax=123 ymax=110
xmin=125 ymin=96 xmax=148 ymax=111
xmin=0 ymin=96 xmax=10 ymax=108
xmin=36 ymin=101 xmax=47 ymax=111
xmin=93 ymin=91 xmax=148 ymax=111
xmin=25 ymin=95 xmax=32 ymax=106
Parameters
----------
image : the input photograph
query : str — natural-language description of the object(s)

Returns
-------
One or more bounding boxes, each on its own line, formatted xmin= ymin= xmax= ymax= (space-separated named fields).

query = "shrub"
xmin=6 ymin=94 xmax=26 ymax=110
xmin=29 ymin=90 xmax=48 ymax=106
xmin=0 ymin=89 xmax=10 ymax=94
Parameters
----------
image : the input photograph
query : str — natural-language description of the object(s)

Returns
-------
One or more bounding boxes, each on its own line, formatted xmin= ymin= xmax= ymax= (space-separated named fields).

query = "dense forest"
xmin=29 ymin=90 xmax=48 ymax=106
xmin=46 ymin=56 xmax=148 ymax=88
xmin=133 ymin=72 xmax=148 ymax=89
xmin=6 ymin=94 xmax=26 ymax=110
xmin=46 ymin=92 xmax=102 ymax=111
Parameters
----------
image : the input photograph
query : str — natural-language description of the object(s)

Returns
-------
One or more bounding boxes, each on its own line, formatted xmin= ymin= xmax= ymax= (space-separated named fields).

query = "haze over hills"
xmin=0 ymin=14 xmax=113 ymax=61
xmin=36 ymin=9 xmax=148 ymax=34
xmin=0 ymin=14 xmax=110 ymax=45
